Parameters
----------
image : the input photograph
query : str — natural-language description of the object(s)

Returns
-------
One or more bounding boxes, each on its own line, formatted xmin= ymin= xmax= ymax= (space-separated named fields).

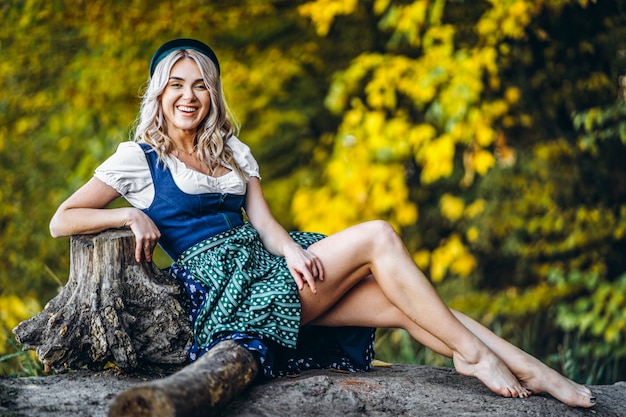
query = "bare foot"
xmin=453 ymin=348 xmax=531 ymax=399
xmin=516 ymin=360 xmax=596 ymax=408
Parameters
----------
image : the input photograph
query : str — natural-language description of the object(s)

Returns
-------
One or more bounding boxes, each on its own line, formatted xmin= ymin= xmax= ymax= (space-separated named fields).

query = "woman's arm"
xmin=244 ymin=177 xmax=324 ymax=293
xmin=50 ymin=177 xmax=160 ymax=262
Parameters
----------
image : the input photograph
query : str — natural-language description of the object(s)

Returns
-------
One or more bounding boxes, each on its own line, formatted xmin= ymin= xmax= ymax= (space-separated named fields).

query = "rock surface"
xmin=1 ymin=364 xmax=624 ymax=417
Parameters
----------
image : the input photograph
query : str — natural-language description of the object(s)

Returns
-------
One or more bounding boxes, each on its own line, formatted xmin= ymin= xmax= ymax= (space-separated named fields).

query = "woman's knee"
xmin=363 ymin=220 xmax=403 ymax=251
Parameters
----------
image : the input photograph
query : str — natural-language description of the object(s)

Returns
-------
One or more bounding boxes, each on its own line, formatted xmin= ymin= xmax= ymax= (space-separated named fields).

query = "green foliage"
xmin=551 ymin=331 xmax=623 ymax=386
xmin=574 ymin=102 xmax=626 ymax=153
xmin=0 ymin=339 xmax=42 ymax=378
xmin=552 ymin=271 xmax=626 ymax=358
xmin=375 ymin=328 xmax=452 ymax=368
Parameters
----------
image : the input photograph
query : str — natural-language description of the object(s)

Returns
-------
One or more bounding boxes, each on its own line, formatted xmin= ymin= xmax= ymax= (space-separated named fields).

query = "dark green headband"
xmin=149 ymin=38 xmax=220 ymax=77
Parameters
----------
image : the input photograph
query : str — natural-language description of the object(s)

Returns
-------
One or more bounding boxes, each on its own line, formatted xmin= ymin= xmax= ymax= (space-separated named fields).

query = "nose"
xmin=182 ymin=85 xmax=196 ymax=100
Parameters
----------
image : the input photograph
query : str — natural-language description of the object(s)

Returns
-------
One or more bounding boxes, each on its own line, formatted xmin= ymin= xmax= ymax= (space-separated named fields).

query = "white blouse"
xmin=94 ymin=137 xmax=261 ymax=210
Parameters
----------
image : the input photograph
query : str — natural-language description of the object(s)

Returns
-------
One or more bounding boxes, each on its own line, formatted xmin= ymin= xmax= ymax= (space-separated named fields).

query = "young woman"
xmin=50 ymin=39 xmax=596 ymax=408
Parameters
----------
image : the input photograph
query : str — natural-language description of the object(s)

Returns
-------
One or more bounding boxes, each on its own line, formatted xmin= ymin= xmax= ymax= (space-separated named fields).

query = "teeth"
xmin=177 ymin=106 xmax=196 ymax=113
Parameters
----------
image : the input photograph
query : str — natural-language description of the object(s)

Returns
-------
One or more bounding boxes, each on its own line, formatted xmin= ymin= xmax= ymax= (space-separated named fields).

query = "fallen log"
xmin=13 ymin=229 xmax=191 ymax=372
xmin=108 ymin=340 xmax=260 ymax=417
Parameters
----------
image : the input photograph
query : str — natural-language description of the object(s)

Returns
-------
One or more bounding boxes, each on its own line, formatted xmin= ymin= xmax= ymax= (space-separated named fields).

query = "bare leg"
xmin=451 ymin=310 xmax=596 ymax=407
xmin=300 ymin=221 xmax=528 ymax=398
xmin=310 ymin=277 xmax=453 ymax=357
xmin=311 ymin=275 xmax=596 ymax=408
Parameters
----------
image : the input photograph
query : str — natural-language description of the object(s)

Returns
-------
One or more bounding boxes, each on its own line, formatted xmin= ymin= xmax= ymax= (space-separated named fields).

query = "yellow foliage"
xmin=474 ymin=123 xmax=495 ymax=147
xmin=374 ymin=0 xmax=391 ymax=15
xmin=293 ymin=128 xmax=418 ymax=234
xmin=0 ymin=295 xmax=41 ymax=355
xmin=413 ymin=249 xmax=430 ymax=270
xmin=465 ymin=199 xmax=486 ymax=219
xmin=420 ymin=135 xmax=455 ymax=184
xmin=477 ymin=0 xmax=538 ymax=44
xmin=440 ymin=194 xmax=465 ymax=222
xmin=394 ymin=1 xmax=429 ymax=47
xmin=318 ymin=23 xmax=518 ymax=189
xmin=450 ymin=253 xmax=477 ymax=276
xmin=576 ymin=71 xmax=612 ymax=92
xmin=504 ymin=86 xmax=521 ymax=104
xmin=466 ymin=226 xmax=480 ymax=243
xmin=293 ymin=0 xmax=544 ymax=287
xmin=396 ymin=201 xmax=418 ymax=225
xmin=472 ymin=149 xmax=496 ymax=175
xmin=408 ymin=124 xmax=438 ymax=149
xmin=298 ymin=0 xmax=358 ymax=36
xmin=430 ymin=234 xmax=476 ymax=282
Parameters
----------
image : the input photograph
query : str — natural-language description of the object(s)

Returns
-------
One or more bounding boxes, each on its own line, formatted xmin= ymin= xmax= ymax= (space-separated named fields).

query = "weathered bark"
xmin=13 ymin=228 xmax=192 ymax=372
xmin=108 ymin=340 xmax=260 ymax=417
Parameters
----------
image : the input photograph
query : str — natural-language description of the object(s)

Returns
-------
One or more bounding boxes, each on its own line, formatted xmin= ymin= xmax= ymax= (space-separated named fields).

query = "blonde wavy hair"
xmin=133 ymin=49 xmax=248 ymax=181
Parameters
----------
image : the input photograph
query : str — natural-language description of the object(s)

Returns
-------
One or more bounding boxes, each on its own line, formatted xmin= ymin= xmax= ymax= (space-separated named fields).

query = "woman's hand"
xmin=51 ymin=177 xmax=160 ymax=262
xmin=124 ymin=208 xmax=161 ymax=263
xmin=244 ymin=177 xmax=325 ymax=292
xmin=283 ymin=243 xmax=325 ymax=294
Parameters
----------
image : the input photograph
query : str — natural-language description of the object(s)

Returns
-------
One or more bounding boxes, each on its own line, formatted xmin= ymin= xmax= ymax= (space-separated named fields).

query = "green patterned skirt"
xmin=175 ymin=222 xmax=325 ymax=350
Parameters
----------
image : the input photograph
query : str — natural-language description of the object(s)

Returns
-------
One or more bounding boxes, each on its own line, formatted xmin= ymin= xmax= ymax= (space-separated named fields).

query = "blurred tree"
xmin=296 ymin=0 xmax=626 ymax=382
xmin=0 ymin=0 xmax=342 ymax=300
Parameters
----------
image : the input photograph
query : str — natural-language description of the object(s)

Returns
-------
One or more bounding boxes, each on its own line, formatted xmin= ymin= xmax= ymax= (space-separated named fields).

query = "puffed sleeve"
xmin=228 ymin=136 xmax=261 ymax=179
xmin=94 ymin=142 xmax=154 ymax=209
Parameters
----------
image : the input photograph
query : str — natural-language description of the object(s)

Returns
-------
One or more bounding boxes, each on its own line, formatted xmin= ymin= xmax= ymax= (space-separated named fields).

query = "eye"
xmin=194 ymin=83 xmax=208 ymax=90
xmin=168 ymin=82 xmax=183 ymax=88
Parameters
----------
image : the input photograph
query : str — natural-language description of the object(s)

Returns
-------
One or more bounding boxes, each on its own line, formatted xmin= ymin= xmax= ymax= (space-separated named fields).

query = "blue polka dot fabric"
xmin=170 ymin=222 xmax=375 ymax=378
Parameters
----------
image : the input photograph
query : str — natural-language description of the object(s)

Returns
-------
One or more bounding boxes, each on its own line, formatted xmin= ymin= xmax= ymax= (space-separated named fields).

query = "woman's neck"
xmin=171 ymin=132 xmax=198 ymax=155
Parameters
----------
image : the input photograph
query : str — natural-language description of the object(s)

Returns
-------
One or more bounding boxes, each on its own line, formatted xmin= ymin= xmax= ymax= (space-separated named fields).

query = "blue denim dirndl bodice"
xmin=138 ymin=143 xmax=245 ymax=260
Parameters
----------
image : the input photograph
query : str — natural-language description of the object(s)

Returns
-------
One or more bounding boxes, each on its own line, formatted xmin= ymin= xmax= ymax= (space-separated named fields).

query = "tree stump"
xmin=14 ymin=228 xmax=261 ymax=415
xmin=13 ymin=229 xmax=192 ymax=372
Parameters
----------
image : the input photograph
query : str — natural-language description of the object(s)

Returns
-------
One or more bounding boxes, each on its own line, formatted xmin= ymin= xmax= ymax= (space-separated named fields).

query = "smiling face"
xmin=161 ymin=57 xmax=211 ymax=141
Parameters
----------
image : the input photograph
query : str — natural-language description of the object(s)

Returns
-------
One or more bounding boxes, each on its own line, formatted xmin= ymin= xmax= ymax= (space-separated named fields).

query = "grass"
xmin=0 ymin=338 xmax=42 ymax=378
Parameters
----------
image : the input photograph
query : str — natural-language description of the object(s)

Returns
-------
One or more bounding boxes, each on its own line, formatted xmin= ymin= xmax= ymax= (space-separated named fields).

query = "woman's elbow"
xmin=49 ymin=225 xmax=63 ymax=238
xmin=49 ymin=211 xmax=68 ymax=238
xmin=49 ymin=220 xmax=62 ymax=238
